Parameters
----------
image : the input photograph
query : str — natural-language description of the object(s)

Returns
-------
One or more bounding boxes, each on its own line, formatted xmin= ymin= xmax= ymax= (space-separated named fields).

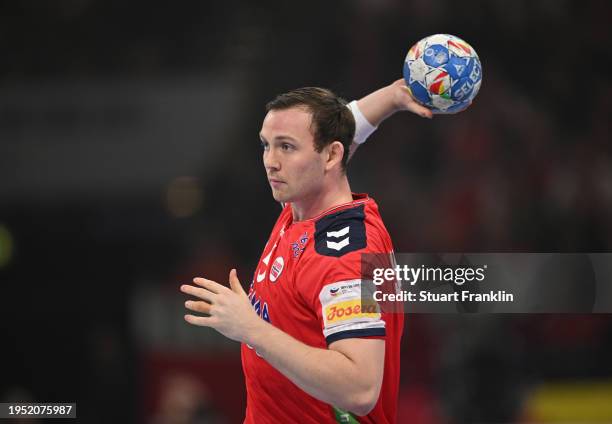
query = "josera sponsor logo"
xmin=325 ymin=300 xmax=380 ymax=324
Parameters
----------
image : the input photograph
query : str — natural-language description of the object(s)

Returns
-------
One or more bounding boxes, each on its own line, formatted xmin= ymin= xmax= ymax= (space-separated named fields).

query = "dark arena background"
xmin=1 ymin=1 xmax=611 ymax=423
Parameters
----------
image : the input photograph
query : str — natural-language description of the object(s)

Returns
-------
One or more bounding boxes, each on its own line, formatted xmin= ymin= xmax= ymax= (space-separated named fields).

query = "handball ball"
xmin=403 ymin=34 xmax=482 ymax=114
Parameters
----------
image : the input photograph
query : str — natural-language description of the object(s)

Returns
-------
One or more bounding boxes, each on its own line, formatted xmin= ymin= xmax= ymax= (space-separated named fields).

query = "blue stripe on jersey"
xmin=325 ymin=327 xmax=386 ymax=346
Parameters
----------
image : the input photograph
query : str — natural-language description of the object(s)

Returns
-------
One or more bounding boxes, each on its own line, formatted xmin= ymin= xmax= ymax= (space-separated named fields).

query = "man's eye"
xmin=281 ymin=143 xmax=293 ymax=151
xmin=260 ymin=141 xmax=269 ymax=150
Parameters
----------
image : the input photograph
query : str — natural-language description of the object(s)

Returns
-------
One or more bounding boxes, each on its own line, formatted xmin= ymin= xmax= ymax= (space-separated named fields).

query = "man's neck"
xmin=291 ymin=176 xmax=353 ymax=222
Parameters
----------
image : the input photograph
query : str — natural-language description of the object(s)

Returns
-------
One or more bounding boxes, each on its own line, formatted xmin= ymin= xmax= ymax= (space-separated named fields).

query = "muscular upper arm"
xmin=328 ymin=337 xmax=385 ymax=403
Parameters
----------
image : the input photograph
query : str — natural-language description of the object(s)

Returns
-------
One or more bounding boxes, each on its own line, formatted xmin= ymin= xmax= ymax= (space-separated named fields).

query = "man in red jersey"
xmin=181 ymin=79 xmax=432 ymax=423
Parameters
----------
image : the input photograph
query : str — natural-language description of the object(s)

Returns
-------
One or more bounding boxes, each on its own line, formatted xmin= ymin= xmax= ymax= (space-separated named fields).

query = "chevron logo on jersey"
xmin=315 ymin=205 xmax=367 ymax=257
xmin=326 ymin=225 xmax=350 ymax=251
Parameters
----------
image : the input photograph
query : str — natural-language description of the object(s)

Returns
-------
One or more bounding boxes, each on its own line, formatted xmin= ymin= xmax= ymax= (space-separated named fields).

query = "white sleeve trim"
xmin=318 ymin=279 xmax=385 ymax=339
xmin=347 ymin=100 xmax=378 ymax=145
xmin=323 ymin=319 xmax=386 ymax=340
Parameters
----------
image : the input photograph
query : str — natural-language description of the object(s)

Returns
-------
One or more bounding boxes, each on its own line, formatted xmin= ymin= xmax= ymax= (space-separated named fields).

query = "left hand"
xmin=181 ymin=269 xmax=260 ymax=343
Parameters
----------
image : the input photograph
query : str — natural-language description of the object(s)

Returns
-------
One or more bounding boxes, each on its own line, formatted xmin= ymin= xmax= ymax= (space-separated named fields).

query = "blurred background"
xmin=1 ymin=0 xmax=611 ymax=422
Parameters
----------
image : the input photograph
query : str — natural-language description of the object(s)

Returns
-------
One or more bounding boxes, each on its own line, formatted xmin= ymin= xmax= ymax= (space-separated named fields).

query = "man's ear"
xmin=325 ymin=141 xmax=345 ymax=171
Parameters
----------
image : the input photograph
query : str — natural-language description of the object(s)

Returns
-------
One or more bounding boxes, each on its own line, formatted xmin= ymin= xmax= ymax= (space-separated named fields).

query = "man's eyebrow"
xmin=259 ymin=134 xmax=298 ymax=142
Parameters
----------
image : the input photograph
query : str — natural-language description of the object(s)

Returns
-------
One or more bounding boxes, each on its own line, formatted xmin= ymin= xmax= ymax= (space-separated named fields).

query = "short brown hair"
xmin=266 ymin=87 xmax=355 ymax=171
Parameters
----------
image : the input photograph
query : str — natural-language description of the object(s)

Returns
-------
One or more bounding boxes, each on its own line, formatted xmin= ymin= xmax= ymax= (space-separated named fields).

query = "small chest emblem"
xmin=269 ymin=256 xmax=285 ymax=282
xmin=291 ymin=231 xmax=309 ymax=258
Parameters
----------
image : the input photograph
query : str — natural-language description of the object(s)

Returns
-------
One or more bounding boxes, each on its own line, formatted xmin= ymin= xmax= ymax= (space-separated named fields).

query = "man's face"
xmin=259 ymin=107 xmax=326 ymax=204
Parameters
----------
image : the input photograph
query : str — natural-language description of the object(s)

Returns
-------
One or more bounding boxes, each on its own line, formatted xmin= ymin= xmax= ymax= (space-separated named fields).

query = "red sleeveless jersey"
xmin=241 ymin=193 xmax=403 ymax=423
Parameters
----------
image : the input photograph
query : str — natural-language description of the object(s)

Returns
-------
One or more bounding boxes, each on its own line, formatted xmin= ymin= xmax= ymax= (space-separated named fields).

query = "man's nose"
xmin=263 ymin=148 xmax=280 ymax=171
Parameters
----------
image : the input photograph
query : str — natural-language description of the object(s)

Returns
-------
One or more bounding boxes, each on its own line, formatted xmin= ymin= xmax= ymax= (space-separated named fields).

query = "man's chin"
xmin=271 ymin=188 xmax=291 ymax=203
